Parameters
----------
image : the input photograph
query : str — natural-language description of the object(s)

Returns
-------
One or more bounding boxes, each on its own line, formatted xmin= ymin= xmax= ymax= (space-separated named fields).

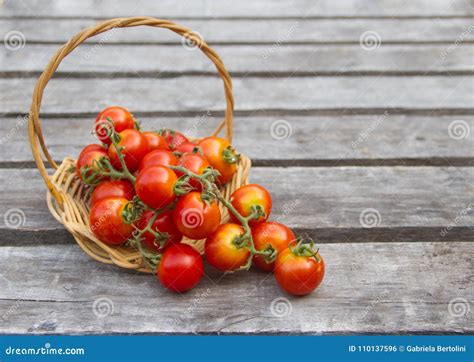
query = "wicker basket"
xmin=28 ymin=17 xmax=251 ymax=273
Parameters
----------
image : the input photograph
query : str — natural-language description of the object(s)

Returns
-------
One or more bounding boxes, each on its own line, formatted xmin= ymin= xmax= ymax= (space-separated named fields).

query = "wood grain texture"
xmin=1 ymin=167 xmax=472 ymax=244
xmin=1 ymin=19 xmax=473 ymax=44
xmin=0 ymin=242 xmax=471 ymax=334
xmin=2 ymin=44 xmax=473 ymax=76
xmin=1 ymin=0 xmax=471 ymax=18
xmin=0 ymin=76 xmax=472 ymax=116
xmin=1 ymin=115 xmax=473 ymax=165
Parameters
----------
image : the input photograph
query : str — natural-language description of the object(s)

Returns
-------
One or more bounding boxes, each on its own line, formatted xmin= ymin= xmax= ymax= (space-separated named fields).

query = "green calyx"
xmin=222 ymin=146 xmax=240 ymax=164
xmin=122 ymin=197 xmax=145 ymax=224
xmin=290 ymin=237 xmax=321 ymax=262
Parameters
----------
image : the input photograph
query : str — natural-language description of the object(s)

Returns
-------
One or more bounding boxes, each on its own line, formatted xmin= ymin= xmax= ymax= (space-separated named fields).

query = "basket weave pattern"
xmin=28 ymin=17 xmax=251 ymax=273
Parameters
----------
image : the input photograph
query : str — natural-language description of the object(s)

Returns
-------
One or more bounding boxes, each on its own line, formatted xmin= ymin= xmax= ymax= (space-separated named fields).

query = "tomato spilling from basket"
xmin=76 ymin=106 xmax=324 ymax=295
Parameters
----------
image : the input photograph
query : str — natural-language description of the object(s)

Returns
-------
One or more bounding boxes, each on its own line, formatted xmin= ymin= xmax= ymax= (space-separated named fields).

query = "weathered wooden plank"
xmin=1 ymin=0 xmax=471 ymax=18
xmin=0 ymin=242 xmax=471 ymax=334
xmin=1 ymin=19 xmax=473 ymax=44
xmin=2 ymin=44 xmax=473 ymax=76
xmin=1 ymin=167 xmax=472 ymax=244
xmin=1 ymin=115 xmax=473 ymax=165
xmin=0 ymin=77 xmax=472 ymax=116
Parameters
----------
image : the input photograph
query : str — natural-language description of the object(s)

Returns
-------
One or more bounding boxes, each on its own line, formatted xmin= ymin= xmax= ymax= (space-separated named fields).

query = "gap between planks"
xmin=2 ymin=71 xmax=474 ymax=78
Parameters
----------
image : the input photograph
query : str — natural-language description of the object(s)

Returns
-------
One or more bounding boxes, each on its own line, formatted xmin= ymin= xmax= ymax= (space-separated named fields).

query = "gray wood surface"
xmin=0 ymin=242 xmax=472 ymax=334
xmin=1 ymin=115 xmax=473 ymax=165
xmin=1 ymin=77 xmax=472 ymax=116
xmin=2 ymin=19 xmax=474 ymax=44
xmin=0 ymin=0 xmax=472 ymax=336
xmin=1 ymin=167 xmax=472 ymax=244
xmin=2 ymin=44 xmax=473 ymax=76
xmin=1 ymin=0 xmax=471 ymax=18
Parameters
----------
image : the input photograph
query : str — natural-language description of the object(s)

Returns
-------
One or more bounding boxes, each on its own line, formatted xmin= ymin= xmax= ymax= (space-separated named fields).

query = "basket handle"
xmin=28 ymin=17 xmax=235 ymax=206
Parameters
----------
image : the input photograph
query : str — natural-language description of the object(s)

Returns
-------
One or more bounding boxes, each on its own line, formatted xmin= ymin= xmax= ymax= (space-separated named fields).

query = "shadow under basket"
xmin=29 ymin=17 xmax=251 ymax=273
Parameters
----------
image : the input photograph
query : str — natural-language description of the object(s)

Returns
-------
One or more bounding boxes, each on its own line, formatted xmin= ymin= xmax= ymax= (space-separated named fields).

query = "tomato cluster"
xmin=79 ymin=106 xmax=324 ymax=296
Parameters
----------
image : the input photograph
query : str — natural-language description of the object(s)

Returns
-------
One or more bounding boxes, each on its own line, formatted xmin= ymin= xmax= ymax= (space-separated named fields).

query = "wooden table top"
xmin=0 ymin=0 xmax=472 ymax=335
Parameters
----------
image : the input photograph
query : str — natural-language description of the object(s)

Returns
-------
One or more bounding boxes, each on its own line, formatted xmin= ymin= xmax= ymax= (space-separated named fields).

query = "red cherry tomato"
xmin=94 ymin=106 xmax=135 ymax=145
xmin=143 ymin=131 xmax=169 ymax=151
xmin=137 ymin=210 xmax=182 ymax=252
xmin=175 ymin=141 xmax=196 ymax=154
xmin=89 ymin=197 xmax=134 ymax=245
xmin=76 ymin=148 xmax=109 ymax=181
xmin=274 ymin=245 xmax=325 ymax=296
xmin=157 ymin=243 xmax=203 ymax=293
xmin=135 ymin=165 xmax=178 ymax=209
xmin=139 ymin=150 xmax=179 ymax=172
xmin=230 ymin=184 xmax=272 ymax=225
xmin=91 ymin=180 xmax=135 ymax=205
xmin=205 ymin=223 xmax=250 ymax=271
xmin=108 ymin=129 xmax=149 ymax=173
xmin=160 ymin=130 xmax=189 ymax=150
xmin=198 ymin=137 xmax=239 ymax=185
xmin=251 ymin=222 xmax=296 ymax=272
xmin=173 ymin=192 xmax=221 ymax=239
xmin=78 ymin=144 xmax=108 ymax=160
xmin=175 ymin=152 xmax=210 ymax=191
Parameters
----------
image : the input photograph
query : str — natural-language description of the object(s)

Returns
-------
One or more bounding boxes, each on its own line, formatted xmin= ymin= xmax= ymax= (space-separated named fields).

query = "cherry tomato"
xmin=175 ymin=141 xmax=196 ymax=154
xmin=76 ymin=148 xmax=108 ymax=181
xmin=198 ymin=137 xmax=239 ymax=185
xmin=251 ymin=222 xmax=296 ymax=272
xmin=137 ymin=210 xmax=182 ymax=252
xmin=139 ymin=149 xmax=179 ymax=172
xmin=205 ymin=223 xmax=250 ymax=271
xmin=95 ymin=106 xmax=135 ymax=145
xmin=108 ymin=129 xmax=149 ymax=173
xmin=157 ymin=243 xmax=203 ymax=293
xmin=175 ymin=152 xmax=210 ymax=191
xmin=78 ymin=144 xmax=108 ymax=160
xmin=91 ymin=180 xmax=135 ymax=205
xmin=160 ymin=130 xmax=189 ymax=150
xmin=143 ymin=131 xmax=169 ymax=151
xmin=173 ymin=192 xmax=221 ymax=239
xmin=230 ymin=184 xmax=272 ymax=225
xmin=274 ymin=245 xmax=325 ymax=296
xmin=135 ymin=165 xmax=178 ymax=209
xmin=89 ymin=197 xmax=134 ymax=245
